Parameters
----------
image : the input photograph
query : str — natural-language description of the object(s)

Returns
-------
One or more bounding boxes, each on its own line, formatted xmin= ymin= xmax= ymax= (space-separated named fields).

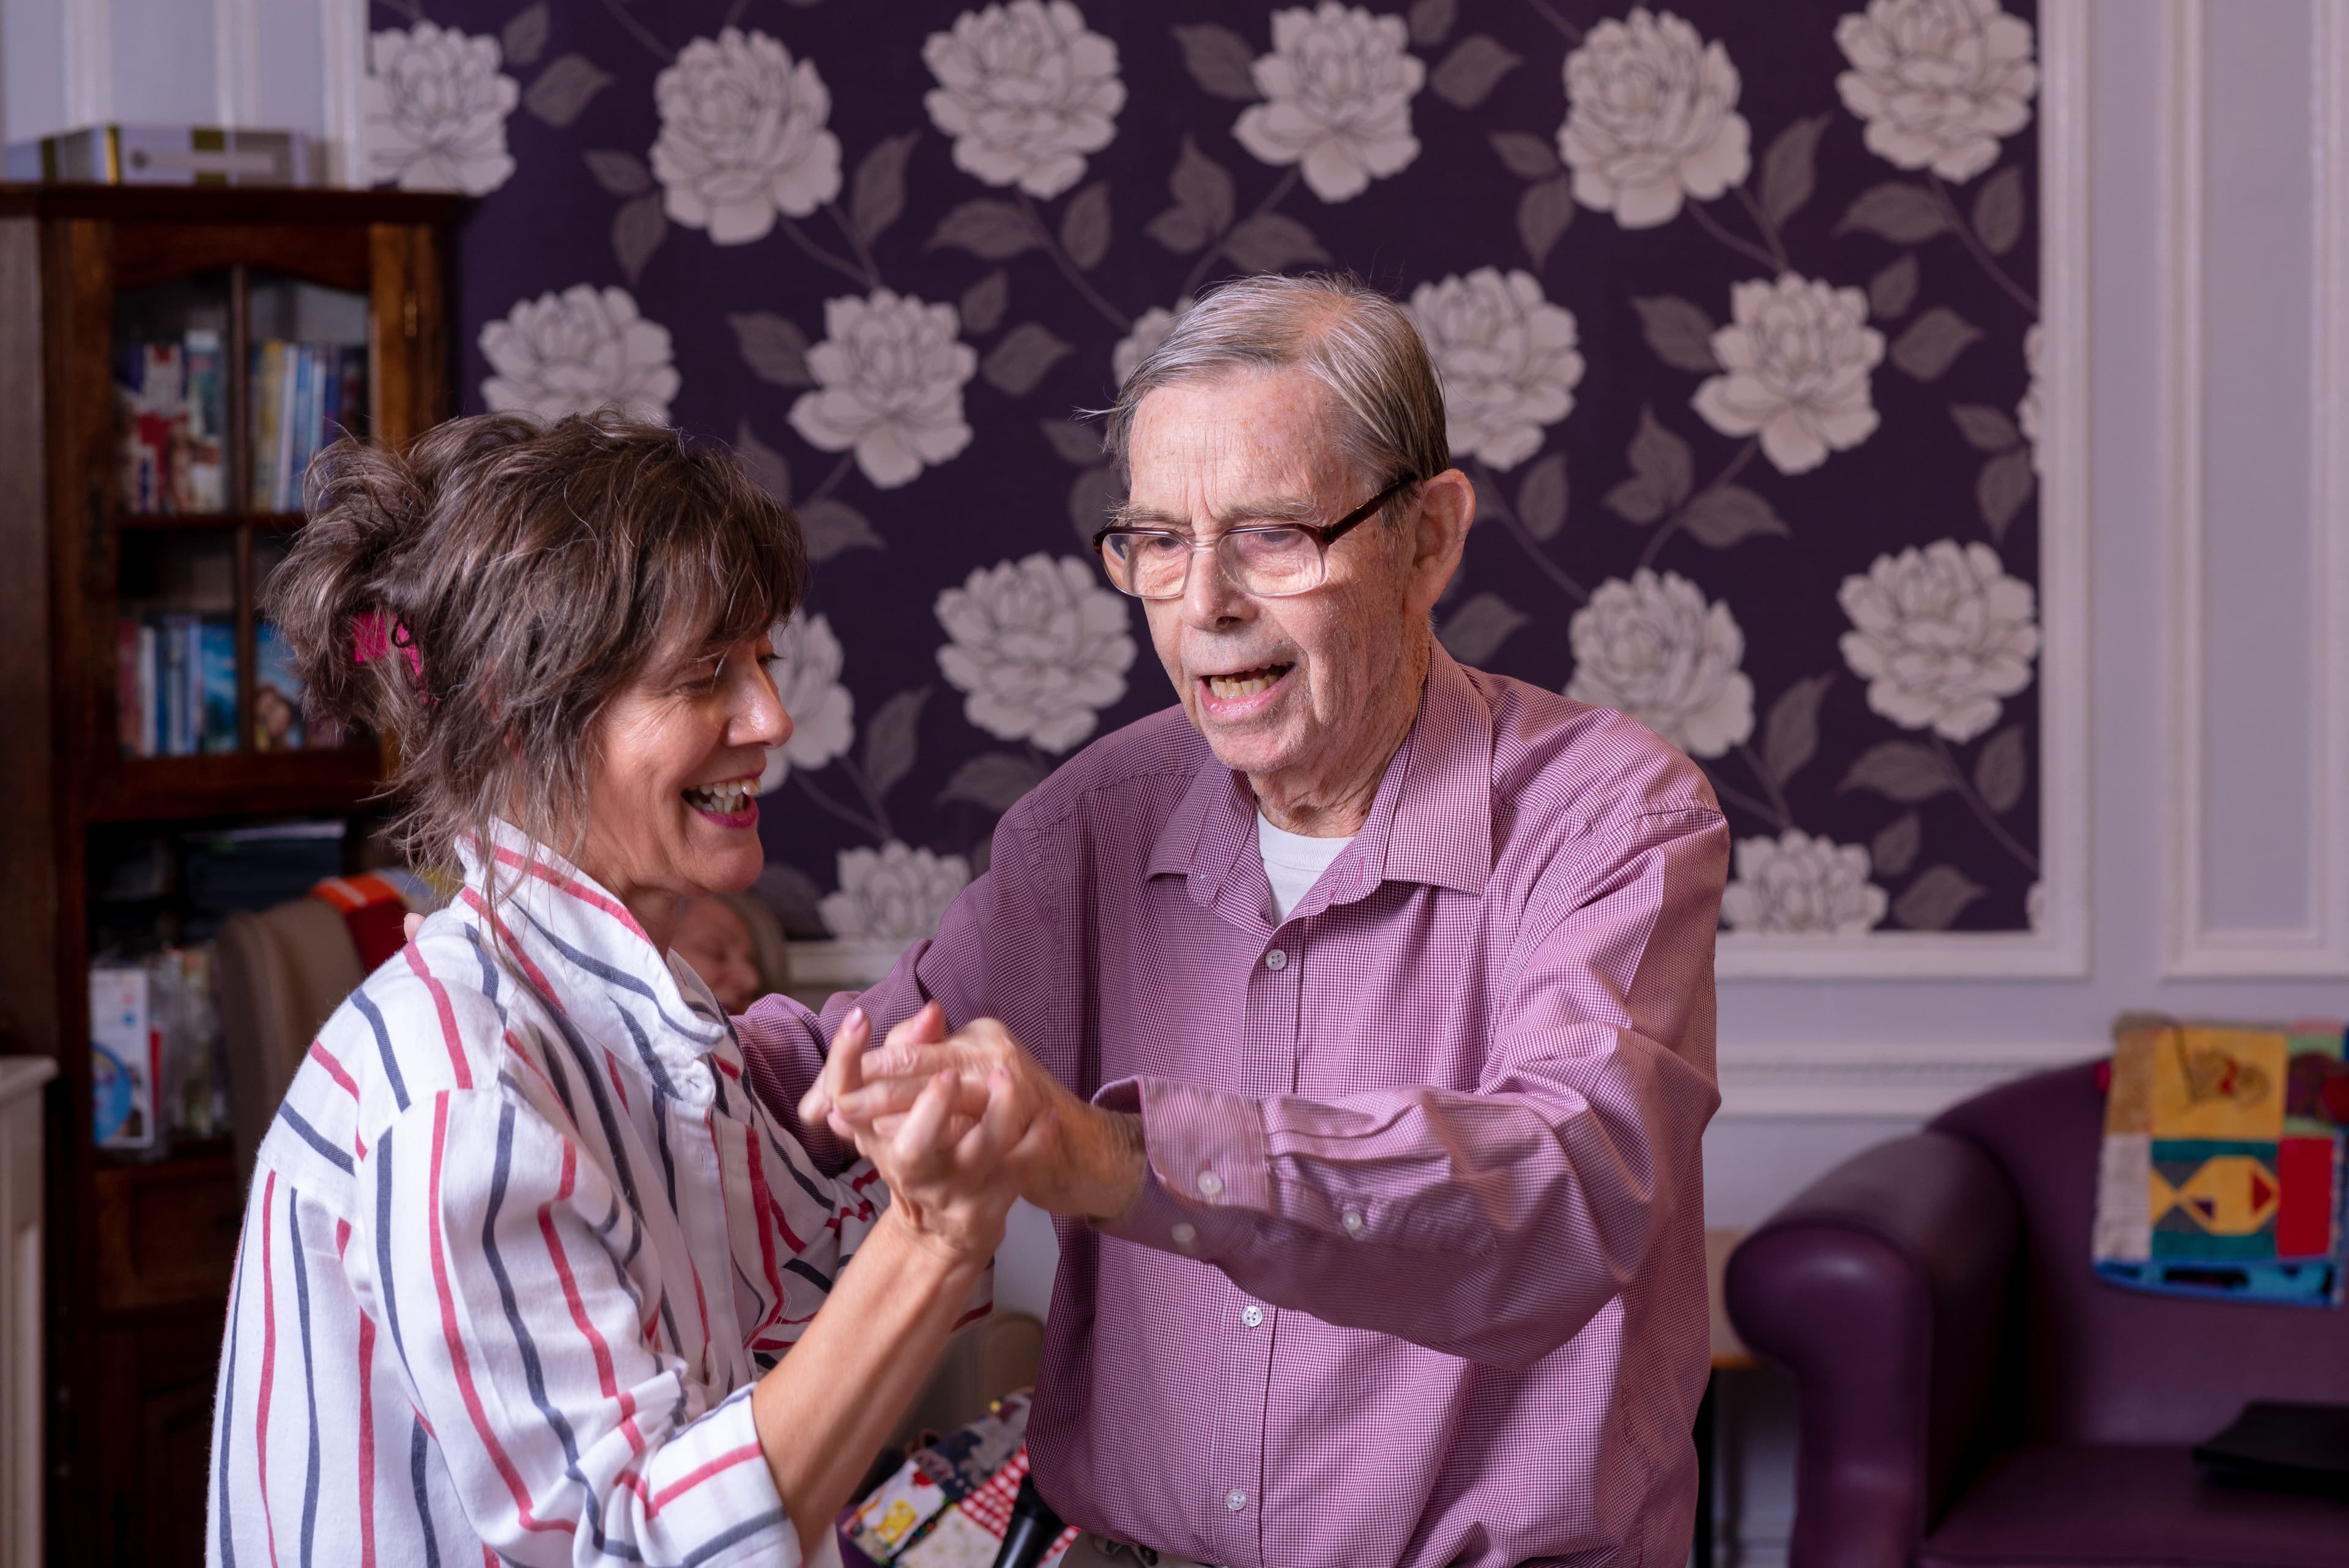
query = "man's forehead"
xmin=1127 ymin=368 xmax=1345 ymax=494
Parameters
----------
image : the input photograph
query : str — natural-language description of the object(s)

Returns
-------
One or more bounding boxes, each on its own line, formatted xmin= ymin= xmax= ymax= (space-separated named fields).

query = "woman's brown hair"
xmin=267 ymin=410 xmax=806 ymax=881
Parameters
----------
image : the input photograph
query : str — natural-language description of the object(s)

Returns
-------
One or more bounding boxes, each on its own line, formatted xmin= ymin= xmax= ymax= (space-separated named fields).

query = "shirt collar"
xmin=456 ymin=820 xmax=730 ymax=1068
xmin=1147 ymin=646 xmax=1494 ymax=914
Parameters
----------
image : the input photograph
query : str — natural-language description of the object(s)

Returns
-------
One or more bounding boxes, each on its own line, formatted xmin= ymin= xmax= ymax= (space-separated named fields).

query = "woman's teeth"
xmin=684 ymin=780 xmax=752 ymax=815
xmin=1208 ymin=666 xmax=1285 ymax=700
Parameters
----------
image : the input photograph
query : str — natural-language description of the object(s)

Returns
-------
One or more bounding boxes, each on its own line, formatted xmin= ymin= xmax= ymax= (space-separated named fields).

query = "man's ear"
xmin=1404 ymin=468 xmax=1476 ymax=618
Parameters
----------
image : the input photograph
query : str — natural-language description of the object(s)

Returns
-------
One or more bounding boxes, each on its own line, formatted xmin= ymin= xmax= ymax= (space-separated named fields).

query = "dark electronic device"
xmin=989 ymin=1474 xmax=1066 ymax=1568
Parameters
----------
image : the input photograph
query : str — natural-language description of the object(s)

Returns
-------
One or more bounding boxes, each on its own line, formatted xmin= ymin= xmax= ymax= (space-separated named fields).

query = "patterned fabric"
xmin=2094 ymin=1018 xmax=2349 ymax=1306
xmin=363 ymin=0 xmax=2046 ymax=940
xmin=738 ymin=648 xmax=1729 ymax=1568
xmin=208 ymin=822 xmax=897 ymax=1568
xmin=309 ymin=870 xmax=429 ymax=971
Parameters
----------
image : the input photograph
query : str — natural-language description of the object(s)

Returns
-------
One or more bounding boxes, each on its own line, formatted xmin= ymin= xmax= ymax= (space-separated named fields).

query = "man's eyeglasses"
xmin=1091 ymin=474 xmax=1420 ymax=601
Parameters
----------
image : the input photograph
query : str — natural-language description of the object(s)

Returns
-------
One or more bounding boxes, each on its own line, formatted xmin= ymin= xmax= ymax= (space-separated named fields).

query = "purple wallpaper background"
xmin=365 ymin=0 xmax=2046 ymax=940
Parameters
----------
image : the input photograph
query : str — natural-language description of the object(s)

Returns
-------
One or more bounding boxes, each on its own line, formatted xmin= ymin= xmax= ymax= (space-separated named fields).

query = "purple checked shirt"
xmin=737 ymin=649 xmax=1729 ymax=1568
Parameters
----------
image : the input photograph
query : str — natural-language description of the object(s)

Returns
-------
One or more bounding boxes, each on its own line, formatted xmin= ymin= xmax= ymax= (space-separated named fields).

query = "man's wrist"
xmin=1081 ymin=1107 xmax=1148 ymax=1222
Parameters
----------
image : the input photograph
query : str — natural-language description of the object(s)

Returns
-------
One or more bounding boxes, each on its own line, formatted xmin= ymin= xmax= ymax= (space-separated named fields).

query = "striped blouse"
xmin=208 ymin=826 xmax=902 ymax=1567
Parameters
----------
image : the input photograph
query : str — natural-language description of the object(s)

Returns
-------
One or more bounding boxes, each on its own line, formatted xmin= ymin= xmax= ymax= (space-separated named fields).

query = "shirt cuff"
xmin=1088 ymin=1076 xmax=1269 ymax=1260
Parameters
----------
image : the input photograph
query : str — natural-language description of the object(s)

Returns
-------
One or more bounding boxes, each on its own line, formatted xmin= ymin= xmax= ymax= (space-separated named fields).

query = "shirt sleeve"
xmin=349 ymin=1085 xmax=814 ymax=1568
xmin=1094 ymin=805 xmax=1729 ymax=1371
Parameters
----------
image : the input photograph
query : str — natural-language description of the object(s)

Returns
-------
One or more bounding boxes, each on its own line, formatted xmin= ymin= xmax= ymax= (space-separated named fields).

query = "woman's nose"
xmin=740 ymin=662 xmax=793 ymax=750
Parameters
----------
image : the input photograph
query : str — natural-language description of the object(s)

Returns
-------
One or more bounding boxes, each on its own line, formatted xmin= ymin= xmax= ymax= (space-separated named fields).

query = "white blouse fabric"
xmin=207 ymin=826 xmax=905 ymax=1567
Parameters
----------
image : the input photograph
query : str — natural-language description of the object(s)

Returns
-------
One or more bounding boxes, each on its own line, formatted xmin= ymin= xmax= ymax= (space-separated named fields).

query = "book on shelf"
xmin=248 ymin=339 xmax=367 ymax=511
xmin=114 ymin=329 xmax=226 ymax=514
xmin=252 ymin=620 xmax=307 ymax=750
xmin=115 ymin=613 xmax=237 ymax=758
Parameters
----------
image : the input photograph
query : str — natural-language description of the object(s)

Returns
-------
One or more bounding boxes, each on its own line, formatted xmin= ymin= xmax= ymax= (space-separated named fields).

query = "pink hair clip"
xmin=353 ymin=609 xmax=425 ymax=687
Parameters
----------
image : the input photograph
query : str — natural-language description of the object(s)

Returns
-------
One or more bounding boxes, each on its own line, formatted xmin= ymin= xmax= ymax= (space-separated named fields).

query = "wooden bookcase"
xmin=0 ymin=185 xmax=460 ymax=1567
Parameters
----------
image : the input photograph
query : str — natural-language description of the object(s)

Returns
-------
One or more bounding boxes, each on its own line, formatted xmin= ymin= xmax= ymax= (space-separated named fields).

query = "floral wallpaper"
xmin=363 ymin=0 xmax=2049 ymax=942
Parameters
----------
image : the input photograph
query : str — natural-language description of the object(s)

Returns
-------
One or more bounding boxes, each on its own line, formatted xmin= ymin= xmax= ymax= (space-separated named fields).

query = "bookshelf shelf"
xmin=87 ymin=747 xmax=385 ymax=824
xmin=0 ymin=182 xmax=459 ymax=1566
xmin=115 ymin=509 xmax=303 ymax=534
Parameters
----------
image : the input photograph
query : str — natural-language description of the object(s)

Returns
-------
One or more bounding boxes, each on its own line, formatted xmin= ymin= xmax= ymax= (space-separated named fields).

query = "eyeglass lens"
xmin=1102 ymin=528 xmax=1325 ymax=600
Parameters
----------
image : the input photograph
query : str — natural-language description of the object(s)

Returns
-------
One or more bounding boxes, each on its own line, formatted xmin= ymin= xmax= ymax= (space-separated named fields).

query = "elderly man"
xmin=738 ymin=272 xmax=1728 ymax=1568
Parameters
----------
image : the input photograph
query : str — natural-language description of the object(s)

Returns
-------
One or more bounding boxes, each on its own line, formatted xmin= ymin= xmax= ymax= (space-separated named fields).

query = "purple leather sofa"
xmin=1723 ymin=1062 xmax=2349 ymax=1567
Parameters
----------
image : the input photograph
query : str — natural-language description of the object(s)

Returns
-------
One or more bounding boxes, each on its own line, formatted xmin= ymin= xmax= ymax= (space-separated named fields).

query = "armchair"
xmin=1724 ymin=1062 xmax=2349 ymax=1567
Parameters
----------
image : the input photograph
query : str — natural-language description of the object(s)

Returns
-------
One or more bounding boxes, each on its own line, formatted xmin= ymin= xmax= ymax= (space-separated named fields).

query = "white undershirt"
xmin=1256 ymin=813 xmax=1355 ymax=923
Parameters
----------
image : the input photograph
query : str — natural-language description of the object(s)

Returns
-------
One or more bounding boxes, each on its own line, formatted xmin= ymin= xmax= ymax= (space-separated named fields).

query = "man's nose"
xmin=1180 ymin=540 xmax=1251 ymax=627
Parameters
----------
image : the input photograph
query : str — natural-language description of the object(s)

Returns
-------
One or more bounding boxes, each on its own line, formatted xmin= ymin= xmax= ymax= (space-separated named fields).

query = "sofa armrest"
xmin=1724 ymin=1130 xmax=2019 ymax=1568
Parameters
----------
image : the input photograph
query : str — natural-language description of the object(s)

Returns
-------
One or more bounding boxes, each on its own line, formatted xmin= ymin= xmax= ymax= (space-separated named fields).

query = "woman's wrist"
xmin=870 ymin=1200 xmax=997 ymax=1280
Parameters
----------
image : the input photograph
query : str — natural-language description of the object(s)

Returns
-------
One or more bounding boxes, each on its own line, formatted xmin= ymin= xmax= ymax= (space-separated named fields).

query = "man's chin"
xmin=1194 ymin=719 xmax=1298 ymax=782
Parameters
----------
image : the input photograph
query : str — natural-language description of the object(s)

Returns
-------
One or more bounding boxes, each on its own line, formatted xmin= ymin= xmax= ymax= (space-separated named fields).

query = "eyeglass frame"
xmin=1089 ymin=472 xmax=1422 ymax=601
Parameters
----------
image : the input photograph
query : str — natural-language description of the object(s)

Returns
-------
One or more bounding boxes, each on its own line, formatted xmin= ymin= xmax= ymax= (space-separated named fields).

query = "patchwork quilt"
xmin=2093 ymin=1017 xmax=2349 ymax=1305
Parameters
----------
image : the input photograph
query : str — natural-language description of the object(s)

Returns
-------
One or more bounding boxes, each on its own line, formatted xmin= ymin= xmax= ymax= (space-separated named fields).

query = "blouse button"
xmin=1342 ymin=1208 xmax=1367 ymax=1238
xmin=1241 ymin=1304 xmax=1264 ymax=1328
xmin=1171 ymin=1222 xmax=1198 ymax=1251
xmin=1196 ymin=1169 xmax=1223 ymax=1199
xmin=1226 ymin=1488 xmax=1249 ymax=1511
xmin=1264 ymin=949 xmax=1288 ymax=971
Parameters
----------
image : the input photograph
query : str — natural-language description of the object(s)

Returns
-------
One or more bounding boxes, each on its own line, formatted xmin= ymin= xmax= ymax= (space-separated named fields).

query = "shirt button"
xmin=1241 ymin=1304 xmax=1263 ymax=1328
xmin=1171 ymin=1221 xmax=1198 ymax=1251
xmin=1226 ymin=1488 xmax=1248 ymax=1511
xmin=1196 ymin=1169 xmax=1223 ymax=1199
xmin=1263 ymin=948 xmax=1287 ymax=971
xmin=1342 ymin=1208 xmax=1367 ymax=1238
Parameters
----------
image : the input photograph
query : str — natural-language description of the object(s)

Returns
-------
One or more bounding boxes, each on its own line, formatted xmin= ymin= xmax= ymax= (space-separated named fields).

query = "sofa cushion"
xmin=1918 ymin=1444 xmax=2349 ymax=1568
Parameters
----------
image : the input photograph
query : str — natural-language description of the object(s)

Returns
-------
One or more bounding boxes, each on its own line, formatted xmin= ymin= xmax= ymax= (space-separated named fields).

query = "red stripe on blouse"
xmin=403 ymin=945 xmax=475 ymax=1092
xmin=424 ymin=1094 xmax=569 ymax=1538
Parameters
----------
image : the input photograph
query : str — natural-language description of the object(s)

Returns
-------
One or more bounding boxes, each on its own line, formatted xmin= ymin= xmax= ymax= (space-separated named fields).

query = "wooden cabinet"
xmin=0 ymin=185 xmax=460 ymax=1568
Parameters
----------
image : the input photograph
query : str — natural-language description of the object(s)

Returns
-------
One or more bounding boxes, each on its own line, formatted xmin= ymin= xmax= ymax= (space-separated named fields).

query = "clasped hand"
xmin=803 ymin=1002 xmax=1146 ymax=1230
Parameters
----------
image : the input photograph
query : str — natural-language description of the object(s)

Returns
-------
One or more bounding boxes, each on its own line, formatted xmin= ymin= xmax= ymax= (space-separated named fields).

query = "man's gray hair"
xmin=1102 ymin=273 xmax=1449 ymax=516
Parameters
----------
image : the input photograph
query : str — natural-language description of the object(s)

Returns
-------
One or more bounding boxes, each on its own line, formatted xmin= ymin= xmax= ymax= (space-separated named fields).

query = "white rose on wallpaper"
xmin=1839 ymin=539 xmax=2039 ymax=742
xmin=652 ymin=28 xmax=843 ymax=246
xmin=1694 ymin=274 xmax=1885 ymax=475
xmin=1233 ymin=3 xmax=1425 ymax=204
xmin=363 ymin=23 xmax=519 ymax=196
xmin=2017 ymin=322 xmax=2045 ymax=473
xmin=819 ymin=842 xmax=972 ymax=942
xmin=1566 ymin=569 xmax=1754 ymax=760
xmin=756 ymin=613 xmax=856 ymax=795
xmin=924 ymin=0 xmax=1125 ymax=201
xmin=788 ymin=291 xmax=978 ymax=490
xmin=1721 ymin=830 xmax=1888 ymax=934
xmin=1408 ymin=267 xmax=1585 ymax=472
xmin=936 ymin=554 xmax=1135 ymax=753
xmin=1557 ymin=7 xmax=1750 ymax=230
xmin=1835 ymin=0 xmax=2038 ymax=183
xmin=1113 ymin=304 xmax=1185 ymax=387
xmin=479 ymin=285 xmax=680 ymax=423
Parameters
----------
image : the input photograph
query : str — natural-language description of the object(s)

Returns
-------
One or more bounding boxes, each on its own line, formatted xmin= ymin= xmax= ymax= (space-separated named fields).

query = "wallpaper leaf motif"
xmin=377 ymin=0 xmax=2049 ymax=941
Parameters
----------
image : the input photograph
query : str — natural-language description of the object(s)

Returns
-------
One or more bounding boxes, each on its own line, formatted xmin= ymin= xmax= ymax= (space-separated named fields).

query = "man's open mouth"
xmin=1204 ymin=664 xmax=1292 ymax=700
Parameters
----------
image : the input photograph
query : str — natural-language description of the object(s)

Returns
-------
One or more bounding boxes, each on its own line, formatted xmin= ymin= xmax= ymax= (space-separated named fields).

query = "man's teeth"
xmin=1208 ymin=668 xmax=1283 ymax=700
xmin=685 ymin=780 xmax=752 ymax=815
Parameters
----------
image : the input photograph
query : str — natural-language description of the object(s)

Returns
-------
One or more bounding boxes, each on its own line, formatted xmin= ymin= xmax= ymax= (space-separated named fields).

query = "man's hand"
xmin=807 ymin=1003 xmax=1147 ymax=1223
xmin=813 ymin=1008 xmax=1054 ymax=1263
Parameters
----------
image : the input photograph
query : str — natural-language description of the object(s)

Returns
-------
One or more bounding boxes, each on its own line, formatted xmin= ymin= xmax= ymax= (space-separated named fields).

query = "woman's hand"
xmin=818 ymin=1007 xmax=1052 ymax=1263
xmin=812 ymin=1004 xmax=1146 ymax=1224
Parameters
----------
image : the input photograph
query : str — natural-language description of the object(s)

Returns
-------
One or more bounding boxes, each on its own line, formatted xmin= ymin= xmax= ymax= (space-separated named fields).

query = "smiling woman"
xmin=213 ymin=412 xmax=1048 ymax=1567
xmin=270 ymin=410 xmax=805 ymax=942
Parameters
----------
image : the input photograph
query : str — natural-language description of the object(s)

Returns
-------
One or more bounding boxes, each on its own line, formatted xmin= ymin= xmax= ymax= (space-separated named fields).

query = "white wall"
xmin=0 ymin=0 xmax=343 ymax=147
